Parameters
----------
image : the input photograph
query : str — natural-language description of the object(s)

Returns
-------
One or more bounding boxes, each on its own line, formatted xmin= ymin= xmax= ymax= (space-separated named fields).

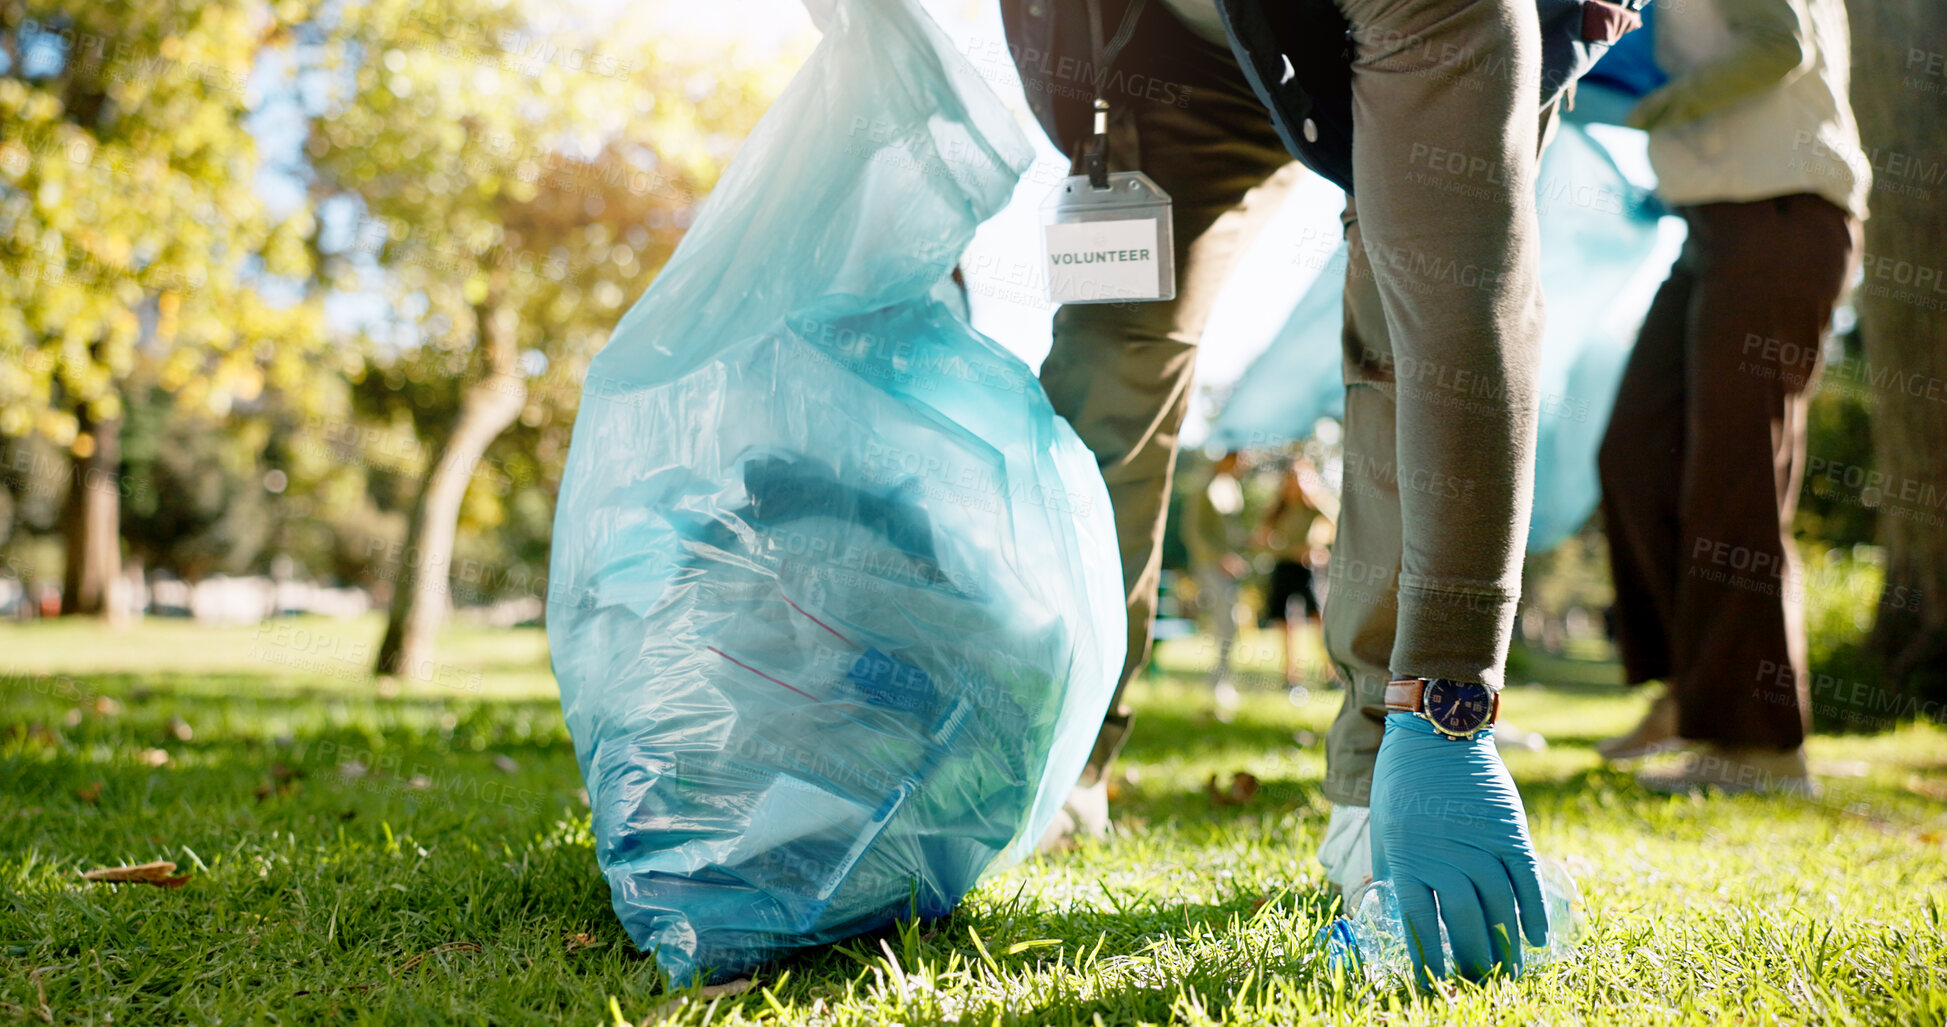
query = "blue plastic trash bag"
xmin=545 ymin=0 xmax=1126 ymax=986
xmin=1207 ymin=122 xmax=1673 ymax=552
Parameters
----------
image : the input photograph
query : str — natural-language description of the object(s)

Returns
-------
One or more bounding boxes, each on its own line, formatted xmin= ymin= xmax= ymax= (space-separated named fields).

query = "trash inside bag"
xmin=546 ymin=0 xmax=1126 ymax=986
xmin=1320 ymin=857 xmax=1586 ymax=985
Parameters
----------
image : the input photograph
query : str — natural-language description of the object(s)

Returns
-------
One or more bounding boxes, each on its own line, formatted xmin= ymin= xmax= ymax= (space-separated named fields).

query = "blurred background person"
xmin=1254 ymin=456 xmax=1336 ymax=689
xmin=1182 ymin=450 xmax=1250 ymax=718
xmin=1595 ymin=0 xmax=1869 ymax=793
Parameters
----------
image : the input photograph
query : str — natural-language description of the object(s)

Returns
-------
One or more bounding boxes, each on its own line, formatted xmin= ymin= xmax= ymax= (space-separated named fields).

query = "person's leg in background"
xmin=1592 ymin=246 xmax=1698 ymax=761
xmin=1036 ymin=27 xmax=1294 ymax=846
xmin=1200 ymin=561 xmax=1244 ymax=713
xmin=1638 ymin=194 xmax=1860 ymax=794
xmin=1266 ymin=559 xmax=1320 ymax=687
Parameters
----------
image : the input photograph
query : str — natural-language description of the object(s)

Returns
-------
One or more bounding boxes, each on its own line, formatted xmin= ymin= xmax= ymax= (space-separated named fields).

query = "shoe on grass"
xmin=1317 ymin=803 xmax=1373 ymax=911
xmin=1637 ymin=745 xmax=1818 ymax=797
xmin=1596 ymin=688 xmax=1679 ymax=762
xmin=1035 ymin=775 xmax=1110 ymax=853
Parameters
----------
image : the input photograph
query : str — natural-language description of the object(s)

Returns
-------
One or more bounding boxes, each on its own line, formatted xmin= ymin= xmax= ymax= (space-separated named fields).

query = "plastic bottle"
xmin=1319 ymin=856 xmax=1584 ymax=985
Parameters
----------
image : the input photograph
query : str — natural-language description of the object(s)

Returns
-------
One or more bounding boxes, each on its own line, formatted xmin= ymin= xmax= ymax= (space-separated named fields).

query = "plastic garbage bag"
xmin=1319 ymin=856 xmax=1586 ymax=986
xmin=546 ymin=0 xmax=1126 ymax=985
xmin=1206 ymin=122 xmax=1673 ymax=552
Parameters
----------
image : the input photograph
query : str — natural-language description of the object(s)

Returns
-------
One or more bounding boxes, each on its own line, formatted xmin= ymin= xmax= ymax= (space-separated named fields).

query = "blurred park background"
xmin=2 ymin=0 xmax=1943 ymax=725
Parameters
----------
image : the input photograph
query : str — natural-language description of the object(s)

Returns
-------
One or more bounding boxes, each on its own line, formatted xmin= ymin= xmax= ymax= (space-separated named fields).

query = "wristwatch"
xmin=1384 ymin=677 xmax=1500 ymax=740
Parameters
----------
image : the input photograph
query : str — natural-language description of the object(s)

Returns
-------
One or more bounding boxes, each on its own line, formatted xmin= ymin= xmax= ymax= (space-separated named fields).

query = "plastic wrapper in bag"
xmin=546 ymin=0 xmax=1126 ymax=985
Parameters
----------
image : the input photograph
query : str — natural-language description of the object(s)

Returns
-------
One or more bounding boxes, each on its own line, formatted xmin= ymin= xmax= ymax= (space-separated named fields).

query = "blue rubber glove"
xmin=1368 ymin=712 xmax=1548 ymax=986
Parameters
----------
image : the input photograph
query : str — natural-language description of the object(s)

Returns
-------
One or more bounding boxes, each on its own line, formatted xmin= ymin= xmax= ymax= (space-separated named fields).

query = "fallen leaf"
xmin=81 ymin=861 xmax=191 ymax=888
xmin=166 ymin=716 xmax=193 ymax=742
xmin=75 ymin=782 xmax=103 ymax=804
xmin=1204 ymin=771 xmax=1260 ymax=807
xmin=565 ymin=931 xmax=603 ymax=954
xmin=139 ymin=748 xmax=170 ymax=767
xmin=93 ymin=696 xmax=123 ymax=716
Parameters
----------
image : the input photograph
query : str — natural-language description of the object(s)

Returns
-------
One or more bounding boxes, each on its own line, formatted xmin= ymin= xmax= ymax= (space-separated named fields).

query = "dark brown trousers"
xmin=1598 ymin=193 xmax=1861 ymax=750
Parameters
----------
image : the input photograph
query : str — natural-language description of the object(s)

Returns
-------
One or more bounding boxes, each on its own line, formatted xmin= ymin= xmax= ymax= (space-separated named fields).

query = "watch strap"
xmin=1383 ymin=678 xmax=1424 ymax=714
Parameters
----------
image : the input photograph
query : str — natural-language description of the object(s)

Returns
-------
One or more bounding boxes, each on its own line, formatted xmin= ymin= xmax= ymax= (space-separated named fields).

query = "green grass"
xmin=3 ymin=618 xmax=1945 ymax=1025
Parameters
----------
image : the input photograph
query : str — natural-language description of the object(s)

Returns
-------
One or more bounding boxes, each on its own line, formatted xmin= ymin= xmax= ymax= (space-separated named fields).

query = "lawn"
xmin=3 ymin=616 xmax=1945 ymax=1025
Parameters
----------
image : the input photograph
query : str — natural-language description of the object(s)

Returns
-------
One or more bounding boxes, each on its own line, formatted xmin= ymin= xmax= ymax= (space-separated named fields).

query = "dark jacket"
xmin=999 ymin=0 xmax=1641 ymax=193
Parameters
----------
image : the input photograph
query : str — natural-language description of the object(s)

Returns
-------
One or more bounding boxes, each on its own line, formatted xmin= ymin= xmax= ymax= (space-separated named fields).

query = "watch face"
xmin=1422 ymin=679 xmax=1494 ymax=736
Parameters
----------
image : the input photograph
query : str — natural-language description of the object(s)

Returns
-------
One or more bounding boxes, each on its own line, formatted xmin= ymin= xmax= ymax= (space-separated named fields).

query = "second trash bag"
xmin=546 ymin=0 xmax=1127 ymax=985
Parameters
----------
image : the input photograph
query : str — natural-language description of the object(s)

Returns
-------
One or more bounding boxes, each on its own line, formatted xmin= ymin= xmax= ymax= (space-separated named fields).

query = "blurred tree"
xmin=0 ymin=0 xmax=320 ymax=616
xmin=119 ymin=382 xmax=280 ymax=580
xmin=302 ymin=0 xmax=777 ymax=679
xmin=1796 ymin=326 xmax=1876 ymax=549
xmin=1845 ymin=0 xmax=1947 ymax=708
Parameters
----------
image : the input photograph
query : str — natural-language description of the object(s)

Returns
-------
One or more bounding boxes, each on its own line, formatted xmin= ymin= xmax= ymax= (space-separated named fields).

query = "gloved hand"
xmin=1368 ymin=712 xmax=1548 ymax=986
xmin=1626 ymin=0 xmax=1808 ymax=132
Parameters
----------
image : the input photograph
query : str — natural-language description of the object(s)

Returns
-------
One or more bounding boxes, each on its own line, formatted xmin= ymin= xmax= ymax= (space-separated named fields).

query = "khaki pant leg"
xmin=1323 ymin=207 xmax=1403 ymax=807
xmin=1041 ymin=68 xmax=1295 ymax=781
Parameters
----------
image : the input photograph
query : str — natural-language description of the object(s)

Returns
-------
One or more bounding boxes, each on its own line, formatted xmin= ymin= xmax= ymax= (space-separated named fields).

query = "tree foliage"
xmin=296 ymin=0 xmax=779 ymax=674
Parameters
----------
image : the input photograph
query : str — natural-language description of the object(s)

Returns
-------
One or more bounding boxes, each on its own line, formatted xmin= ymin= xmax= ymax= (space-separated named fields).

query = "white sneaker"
xmin=1597 ymin=689 xmax=1680 ymax=762
xmin=1318 ymin=804 xmax=1372 ymax=910
xmin=1035 ymin=776 xmax=1111 ymax=852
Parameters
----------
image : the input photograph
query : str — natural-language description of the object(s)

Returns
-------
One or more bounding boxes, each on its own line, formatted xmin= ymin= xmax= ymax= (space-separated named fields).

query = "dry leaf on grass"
xmin=639 ymin=978 xmax=754 ymax=1023
xmin=81 ymin=861 xmax=191 ymax=888
xmin=565 ymin=932 xmax=604 ymax=954
xmin=74 ymin=781 xmax=103 ymax=804
xmin=1204 ymin=771 xmax=1260 ymax=807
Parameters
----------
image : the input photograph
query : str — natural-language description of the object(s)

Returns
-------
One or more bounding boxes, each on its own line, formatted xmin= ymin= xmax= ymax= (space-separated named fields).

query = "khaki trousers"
xmin=1598 ymin=194 xmax=1860 ymax=751
xmin=1047 ymin=1 xmax=1546 ymax=803
xmin=1040 ymin=25 xmax=1295 ymax=780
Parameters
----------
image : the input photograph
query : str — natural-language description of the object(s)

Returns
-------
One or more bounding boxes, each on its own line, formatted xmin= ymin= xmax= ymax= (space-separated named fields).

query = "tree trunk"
xmin=61 ymin=406 xmax=123 ymax=619
xmin=1847 ymin=0 xmax=1947 ymax=709
xmin=374 ymin=301 xmax=527 ymax=680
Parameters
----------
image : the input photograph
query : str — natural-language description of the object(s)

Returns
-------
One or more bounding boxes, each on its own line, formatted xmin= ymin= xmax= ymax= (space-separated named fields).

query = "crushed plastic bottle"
xmin=1320 ymin=856 xmax=1584 ymax=985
